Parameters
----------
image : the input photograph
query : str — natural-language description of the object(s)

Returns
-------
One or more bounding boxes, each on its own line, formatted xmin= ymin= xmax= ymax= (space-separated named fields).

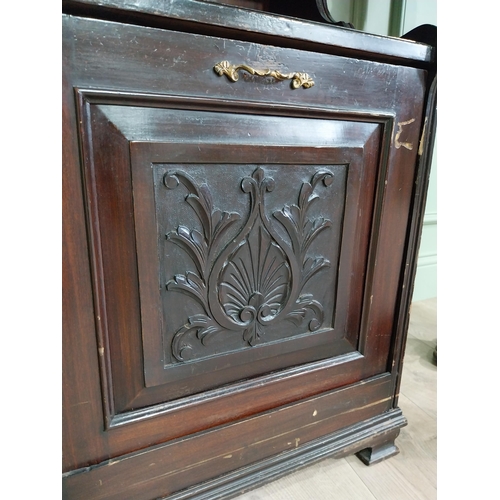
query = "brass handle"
xmin=214 ymin=61 xmax=314 ymax=89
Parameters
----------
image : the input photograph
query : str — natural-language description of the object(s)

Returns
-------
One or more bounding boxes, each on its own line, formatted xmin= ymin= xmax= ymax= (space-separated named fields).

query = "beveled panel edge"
xmin=75 ymin=87 xmax=396 ymax=125
xmin=74 ymin=88 xmax=118 ymax=429
xmin=109 ymin=350 xmax=363 ymax=428
xmin=62 ymin=1 xmax=434 ymax=67
xmin=356 ymin=110 xmax=393 ymax=358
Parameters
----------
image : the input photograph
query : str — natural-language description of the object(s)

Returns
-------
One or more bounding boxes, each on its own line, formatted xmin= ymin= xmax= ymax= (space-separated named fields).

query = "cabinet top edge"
xmin=62 ymin=0 xmax=435 ymax=68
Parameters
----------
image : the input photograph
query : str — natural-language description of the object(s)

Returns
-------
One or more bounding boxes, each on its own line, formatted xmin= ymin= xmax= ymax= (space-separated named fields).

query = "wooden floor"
xmin=235 ymin=298 xmax=437 ymax=500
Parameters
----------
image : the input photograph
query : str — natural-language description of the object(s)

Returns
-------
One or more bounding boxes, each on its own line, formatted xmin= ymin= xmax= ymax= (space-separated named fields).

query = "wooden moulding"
xmin=63 ymin=405 xmax=406 ymax=500
xmin=62 ymin=374 xmax=395 ymax=499
xmin=61 ymin=0 xmax=434 ymax=67
xmin=169 ymin=410 xmax=406 ymax=499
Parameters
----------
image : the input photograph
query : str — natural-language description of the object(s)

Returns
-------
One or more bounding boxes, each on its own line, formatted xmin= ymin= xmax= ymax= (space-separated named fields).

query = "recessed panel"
xmin=143 ymin=162 xmax=348 ymax=379
xmin=132 ymin=143 xmax=364 ymax=387
xmin=130 ymin=140 xmax=372 ymax=392
xmin=156 ymin=163 xmax=346 ymax=362
xmin=77 ymin=91 xmax=385 ymax=417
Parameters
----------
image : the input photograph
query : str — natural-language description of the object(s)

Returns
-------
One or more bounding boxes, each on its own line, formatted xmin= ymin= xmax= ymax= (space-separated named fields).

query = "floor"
xmin=234 ymin=298 xmax=437 ymax=500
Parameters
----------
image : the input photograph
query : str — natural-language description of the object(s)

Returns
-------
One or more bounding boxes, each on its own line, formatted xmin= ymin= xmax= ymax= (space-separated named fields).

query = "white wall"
xmin=401 ymin=0 xmax=437 ymax=33
xmin=325 ymin=0 xmax=353 ymax=24
xmin=412 ymin=130 xmax=437 ymax=301
xmin=363 ymin=0 xmax=392 ymax=35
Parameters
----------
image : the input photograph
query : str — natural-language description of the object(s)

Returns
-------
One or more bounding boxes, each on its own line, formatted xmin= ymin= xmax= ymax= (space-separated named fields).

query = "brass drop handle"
xmin=214 ymin=61 xmax=314 ymax=89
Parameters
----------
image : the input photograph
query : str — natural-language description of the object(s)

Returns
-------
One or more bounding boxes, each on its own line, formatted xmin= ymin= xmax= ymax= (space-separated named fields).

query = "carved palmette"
xmin=164 ymin=167 xmax=334 ymax=362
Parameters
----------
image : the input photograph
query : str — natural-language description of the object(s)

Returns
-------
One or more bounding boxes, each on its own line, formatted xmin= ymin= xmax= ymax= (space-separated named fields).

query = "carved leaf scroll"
xmin=164 ymin=167 xmax=334 ymax=362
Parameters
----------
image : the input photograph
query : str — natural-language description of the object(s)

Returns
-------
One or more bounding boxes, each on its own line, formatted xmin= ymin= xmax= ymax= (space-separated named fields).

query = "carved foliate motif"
xmin=164 ymin=167 xmax=334 ymax=362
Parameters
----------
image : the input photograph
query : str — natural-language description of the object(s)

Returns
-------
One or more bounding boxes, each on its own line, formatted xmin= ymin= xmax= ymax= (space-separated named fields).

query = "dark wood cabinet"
xmin=62 ymin=2 xmax=436 ymax=498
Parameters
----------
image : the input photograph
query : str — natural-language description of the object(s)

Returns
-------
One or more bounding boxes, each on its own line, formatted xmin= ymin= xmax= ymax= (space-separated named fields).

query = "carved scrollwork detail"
xmin=219 ymin=225 xmax=290 ymax=346
xmin=165 ymin=167 xmax=333 ymax=361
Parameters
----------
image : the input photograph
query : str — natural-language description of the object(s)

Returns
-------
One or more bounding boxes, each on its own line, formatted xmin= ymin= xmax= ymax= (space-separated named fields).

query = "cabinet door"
xmin=77 ymin=90 xmax=386 ymax=420
xmin=63 ymin=14 xmax=426 ymax=496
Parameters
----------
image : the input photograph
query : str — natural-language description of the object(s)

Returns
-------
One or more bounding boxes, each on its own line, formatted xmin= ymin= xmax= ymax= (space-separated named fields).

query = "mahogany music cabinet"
xmin=62 ymin=1 xmax=437 ymax=498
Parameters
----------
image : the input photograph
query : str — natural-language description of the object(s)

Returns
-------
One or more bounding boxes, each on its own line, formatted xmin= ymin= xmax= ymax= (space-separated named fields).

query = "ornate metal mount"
xmin=164 ymin=167 xmax=333 ymax=362
xmin=214 ymin=61 xmax=314 ymax=89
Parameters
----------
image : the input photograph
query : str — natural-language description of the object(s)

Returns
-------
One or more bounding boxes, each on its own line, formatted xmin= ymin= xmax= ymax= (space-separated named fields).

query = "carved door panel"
xmin=77 ymin=89 xmax=390 ymax=428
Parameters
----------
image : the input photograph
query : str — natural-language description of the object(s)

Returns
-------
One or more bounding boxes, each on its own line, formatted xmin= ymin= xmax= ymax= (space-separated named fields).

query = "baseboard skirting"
xmin=166 ymin=408 xmax=407 ymax=500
